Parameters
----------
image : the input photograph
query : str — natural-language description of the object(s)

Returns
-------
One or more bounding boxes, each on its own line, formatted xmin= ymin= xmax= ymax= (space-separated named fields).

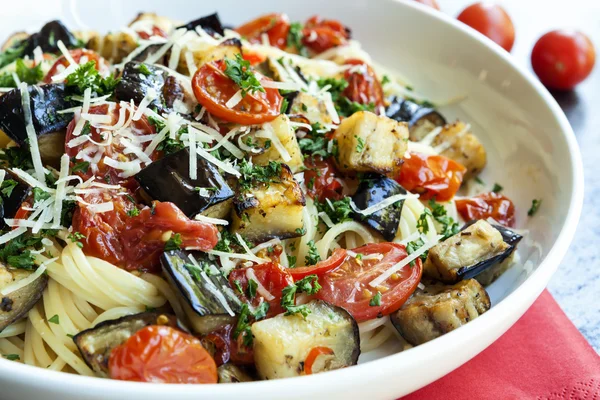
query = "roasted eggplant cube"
xmin=115 ymin=61 xmax=170 ymax=113
xmin=385 ymin=97 xmax=446 ymax=141
xmin=250 ymin=115 xmax=303 ymax=173
xmin=16 ymin=20 xmax=78 ymax=57
xmin=287 ymin=91 xmax=334 ymax=126
xmin=218 ymin=364 xmax=254 ymax=383
xmin=391 ymin=279 xmax=490 ymax=346
xmin=432 ymin=121 xmax=486 ymax=180
xmin=424 ymin=220 xmax=513 ymax=283
xmin=73 ymin=312 xmax=177 ymax=377
xmin=134 ymin=148 xmax=234 ymax=218
xmin=0 ymin=169 xmax=31 ymax=230
xmin=177 ymin=13 xmax=225 ymax=36
xmin=231 ymin=164 xmax=305 ymax=242
xmin=161 ymin=250 xmax=240 ymax=335
xmin=0 ymin=265 xmax=48 ymax=331
xmin=332 ymin=111 xmax=408 ymax=175
xmin=251 ymin=300 xmax=360 ymax=379
xmin=0 ymin=84 xmax=74 ymax=147
xmin=351 ymin=174 xmax=405 ymax=241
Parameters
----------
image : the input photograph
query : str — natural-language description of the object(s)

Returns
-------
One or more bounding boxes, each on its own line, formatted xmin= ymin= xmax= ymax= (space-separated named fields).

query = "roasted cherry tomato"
xmin=413 ymin=0 xmax=440 ymax=10
xmin=44 ymin=49 xmax=108 ymax=83
xmin=242 ymin=51 xmax=267 ymax=66
xmin=192 ymin=60 xmax=283 ymax=125
xmin=531 ymin=30 xmax=595 ymax=90
xmin=64 ymin=103 xmax=157 ymax=184
xmin=316 ymin=243 xmax=422 ymax=322
xmin=342 ymin=59 xmax=385 ymax=111
xmin=456 ymin=191 xmax=516 ymax=227
xmin=289 ymin=248 xmax=347 ymax=280
xmin=457 ymin=2 xmax=515 ymax=52
xmin=396 ymin=152 xmax=466 ymax=201
xmin=73 ymin=200 xmax=219 ymax=272
xmin=235 ymin=13 xmax=290 ymax=49
xmin=203 ymin=324 xmax=254 ymax=366
xmin=136 ymin=25 xmax=168 ymax=40
xmin=303 ymin=156 xmax=344 ymax=202
xmin=302 ymin=15 xmax=350 ymax=54
xmin=109 ymin=325 xmax=217 ymax=384
xmin=304 ymin=346 xmax=334 ymax=375
xmin=228 ymin=262 xmax=294 ymax=318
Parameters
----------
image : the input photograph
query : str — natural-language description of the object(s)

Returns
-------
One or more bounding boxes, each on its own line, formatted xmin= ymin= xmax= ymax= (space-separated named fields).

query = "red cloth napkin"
xmin=402 ymin=290 xmax=600 ymax=399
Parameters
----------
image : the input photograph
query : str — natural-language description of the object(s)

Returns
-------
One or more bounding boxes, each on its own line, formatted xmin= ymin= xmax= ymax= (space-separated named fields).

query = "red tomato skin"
xmin=192 ymin=61 xmax=282 ymax=125
xmin=137 ymin=26 xmax=168 ymax=40
xmin=109 ymin=325 xmax=217 ymax=384
xmin=303 ymin=156 xmax=344 ymax=202
xmin=457 ymin=3 xmax=515 ymax=52
xmin=228 ymin=262 xmax=294 ymax=318
xmin=456 ymin=192 xmax=516 ymax=227
xmin=397 ymin=152 xmax=466 ymax=201
xmin=302 ymin=16 xmax=350 ymax=54
xmin=235 ymin=13 xmax=290 ymax=49
xmin=316 ymin=243 xmax=422 ymax=322
xmin=531 ymin=30 xmax=596 ymax=90
xmin=204 ymin=324 xmax=254 ymax=366
xmin=289 ymin=249 xmax=348 ymax=280
xmin=413 ymin=0 xmax=440 ymax=10
xmin=44 ymin=49 xmax=107 ymax=83
xmin=342 ymin=59 xmax=385 ymax=110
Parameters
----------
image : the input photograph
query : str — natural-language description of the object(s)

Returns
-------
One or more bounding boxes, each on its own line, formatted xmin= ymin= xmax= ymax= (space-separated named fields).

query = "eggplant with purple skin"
xmin=0 ymin=264 xmax=48 ymax=331
xmin=0 ymin=84 xmax=74 ymax=147
xmin=134 ymin=148 xmax=234 ymax=219
xmin=385 ymin=97 xmax=446 ymax=141
xmin=73 ymin=312 xmax=178 ymax=377
xmin=423 ymin=219 xmax=522 ymax=283
xmin=0 ymin=169 xmax=31 ymax=230
xmin=161 ymin=250 xmax=241 ymax=335
xmin=351 ymin=174 xmax=406 ymax=241
xmin=176 ymin=13 xmax=225 ymax=36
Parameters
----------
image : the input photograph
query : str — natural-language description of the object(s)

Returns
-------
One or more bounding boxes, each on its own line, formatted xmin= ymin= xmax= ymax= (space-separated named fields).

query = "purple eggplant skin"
xmin=0 ymin=84 xmax=74 ymax=146
xmin=134 ymin=148 xmax=234 ymax=218
xmin=176 ymin=13 xmax=225 ymax=37
xmin=0 ymin=169 xmax=31 ymax=230
xmin=115 ymin=61 xmax=169 ymax=113
xmin=13 ymin=20 xmax=78 ymax=59
xmin=0 ymin=268 xmax=48 ymax=331
xmin=351 ymin=173 xmax=406 ymax=241
xmin=385 ymin=96 xmax=446 ymax=130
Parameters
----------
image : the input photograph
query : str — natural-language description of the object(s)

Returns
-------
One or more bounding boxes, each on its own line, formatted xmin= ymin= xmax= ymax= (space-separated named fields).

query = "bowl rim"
xmin=0 ymin=0 xmax=584 ymax=397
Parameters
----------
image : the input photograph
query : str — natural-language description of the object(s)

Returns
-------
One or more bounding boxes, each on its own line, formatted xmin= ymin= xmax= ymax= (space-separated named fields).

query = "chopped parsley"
xmin=32 ymin=187 xmax=51 ymax=204
xmin=316 ymin=77 xmax=348 ymax=103
xmin=64 ymin=61 xmax=120 ymax=96
xmin=224 ymin=53 xmax=264 ymax=97
xmin=232 ymin=279 xmax=244 ymax=294
xmin=233 ymin=302 xmax=269 ymax=347
xmin=0 ymin=42 xmax=26 ymax=69
xmin=280 ymin=274 xmax=321 ymax=317
xmin=305 ymin=240 xmax=321 ymax=265
xmin=475 ymin=176 xmax=485 ymax=185
xmin=138 ymin=63 xmax=152 ymax=76
xmin=355 ymin=135 xmax=365 ymax=153
xmin=287 ymin=22 xmax=307 ymax=56
xmin=492 ymin=183 xmax=503 ymax=193
xmin=417 ymin=208 xmax=432 ymax=234
xmin=126 ymin=208 xmax=140 ymax=217
xmin=0 ymin=179 xmax=18 ymax=198
xmin=316 ymin=197 xmax=354 ymax=225
xmin=428 ymin=199 xmax=460 ymax=240
xmin=0 ymin=147 xmax=33 ymax=169
xmin=71 ymin=161 xmax=90 ymax=174
xmin=369 ymin=291 xmax=382 ymax=306
xmin=406 ymin=238 xmax=428 ymax=267
xmin=280 ymin=97 xmax=289 ymax=114
xmin=48 ymin=314 xmax=60 ymax=325
xmin=247 ymin=278 xmax=258 ymax=299
xmin=214 ymin=230 xmax=249 ymax=253
xmin=298 ymin=125 xmax=332 ymax=158
xmin=3 ymin=354 xmax=20 ymax=361
xmin=528 ymin=199 xmax=542 ymax=216
xmin=336 ymin=97 xmax=375 ymax=117
xmin=164 ymin=233 xmax=183 ymax=251
xmin=0 ymin=59 xmax=43 ymax=87
xmin=381 ymin=75 xmax=391 ymax=85
xmin=295 ymin=227 xmax=307 ymax=236
xmin=238 ymin=159 xmax=282 ymax=192
xmin=287 ymin=255 xmax=297 ymax=268
xmin=67 ymin=232 xmax=86 ymax=248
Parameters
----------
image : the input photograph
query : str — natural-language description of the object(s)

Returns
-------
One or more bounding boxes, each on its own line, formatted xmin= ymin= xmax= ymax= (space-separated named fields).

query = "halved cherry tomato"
xmin=302 ymin=16 xmax=350 ymax=54
xmin=456 ymin=191 xmax=516 ymax=227
xmin=304 ymin=346 xmax=334 ymax=375
xmin=235 ymin=13 xmax=291 ymax=49
xmin=289 ymin=248 xmax=347 ymax=280
xmin=531 ymin=30 xmax=595 ymax=90
xmin=73 ymin=200 xmax=219 ymax=272
xmin=303 ymin=156 xmax=344 ymax=202
xmin=242 ymin=51 xmax=267 ymax=66
xmin=44 ymin=49 xmax=107 ymax=83
xmin=342 ymin=59 xmax=385 ymax=110
xmin=316 ymin=243 xmax=422 ymax=322
xmin=203 ymin=324 xmax=254 ymax=366
xmin=192 ymin=60 xmax=283 ymax=125
xmin=136 ymin=26 xmax=168 ymax=40
xmin=413 ymin=0 xmax=440 ymax=10
xmin=396 ymin=152 xmax=466 ymax=201
xmin=109 ymin=325 xmax=217 ymax=384
xmin=457 ymin=2 xmax=515 ymax=52
xmin=228 ymin=262 xmax=294 ymax=318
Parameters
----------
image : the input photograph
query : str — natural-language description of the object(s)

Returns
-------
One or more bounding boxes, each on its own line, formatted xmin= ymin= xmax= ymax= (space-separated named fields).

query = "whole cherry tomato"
xmin=457 ymin=2 xmax=515 ymax=52
xmin=44 ymin=49 xmax=108 ymax=83
xmin=303 ymin=156 xmax=345 ymax=202
xmin=235 ymin=13 xmax=291 ymax=49
xmin=342 ymin=59 xmax=385 ymax=110
xmin=302 ymin=15 xmax=350 ymax=54
xmin=316 ymin=243 xmax=422 ymax=322
xmin=456 ymin=191 xmax=516 ymax=227
xmin=109 ymin=325 xmax=217 ymax=384
xmin=396 ymin=152 xmax=466 ymax=201
xmin=192 ymin=59 xmax=283 ymax=125
xmin=531 ymin=30 xmax=595 ymax=90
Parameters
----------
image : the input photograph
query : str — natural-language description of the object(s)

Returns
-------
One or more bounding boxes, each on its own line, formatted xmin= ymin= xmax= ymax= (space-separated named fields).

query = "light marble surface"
xmin=443 ymin=0 xmax=600 ymax=352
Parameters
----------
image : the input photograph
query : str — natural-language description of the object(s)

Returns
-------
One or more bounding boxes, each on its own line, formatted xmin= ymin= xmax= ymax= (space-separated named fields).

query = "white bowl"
xmin=0 ymin=0 xmax=584 ymax=399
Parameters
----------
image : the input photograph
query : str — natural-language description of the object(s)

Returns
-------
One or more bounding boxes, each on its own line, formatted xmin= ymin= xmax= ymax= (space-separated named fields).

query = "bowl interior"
xmin=0 ymin=1 xmax=582 ymax=399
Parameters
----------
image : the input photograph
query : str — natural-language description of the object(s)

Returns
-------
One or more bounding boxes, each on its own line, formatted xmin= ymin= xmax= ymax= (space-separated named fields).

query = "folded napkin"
xmin=402 ymin=290 xmax=600 ymax=399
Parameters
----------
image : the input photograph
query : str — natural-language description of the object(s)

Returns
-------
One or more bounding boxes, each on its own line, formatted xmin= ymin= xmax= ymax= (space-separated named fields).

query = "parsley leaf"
xmin=369 ymin=291 xmax=382 ymax=306
xmin=0 ymin=42 xmax=26 ymax=69
xmin=15 ymin=59 xmax=43 ymax=84
xmin=492 ymin=183 xmax=503 ymax=193
xmin=238 ymin=160 xmax=282 ymax=192
xmin=164 ymin=233 xmax=183 ymax=251
xmin=138 ymin=63 xmax=152 ymax=76
xmin=65 ymin=61 xmax=120 ymax=96
xmin=233 ymin=279 xmax=244 ymax=294
xmin=247 ymin=278 xmax=258 ymax=299
xmin=528 ymin=199 xmax=542 ymax=216
xmin=287 ymin=255 xmax=297 ymax=268
xmin=305 ymin=240 xmax=321 ymax=265
xmin=406 ymin=237 xmax=428 ymax=267
xmin=316 ymin=197 xmax=354 ymax=225
xmin=280 ymin=274 xmax=321 ymax=317
xmin=67 ymin=232 xmax=86 ymax=248
xmin=298 ymin=124 xmax=332 ymax=158
xmin=417 ymin=208 xmax=432 ymax=234
xmin=3 ymin=354 xmax=20 ymax=361
xmin=33 ymin=187 xmax=50 ymax=204
xmin=48 ymin=314 xmax=60 ymax=324
xmin=233 ymin=303 xmax=269 ymax=347
xmin=287 ymin=22 xmax=307 ymax=56
xmin=126 ymin=207 xmax=140 ymax=217
xmin=0 ymin=180 xmax=18 ymax=198
xmin=0 ymin=147 xmax=33 ymax=169
xmin=71 ymin=161 xmax=90 ymax=174
xmin=224 ymin=54 xmax=265 ymax=97
xmin=428 ymin=199 xmax=460 ymax=240
xmin=355 ymin=135 xmax=365 ymax=153
xmin=316 ymin=77 xmax=348 ymax=103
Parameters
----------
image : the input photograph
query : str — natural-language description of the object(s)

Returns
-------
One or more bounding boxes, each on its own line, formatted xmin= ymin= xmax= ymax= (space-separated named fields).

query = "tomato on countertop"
xmin=192 ymin=59 xmax=283 ymax=125
xmin=109 ymin=325 xmax=217 ymax=384
xmin=315 ymin=243 xmax=422 ymax=322
xmin=456 ymin=191 xmax=516 ymax=227
xmin=396 ymin=152 xmax=466 ymax=201
xmin=457 ymin=2 xmax=515 ymax=52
